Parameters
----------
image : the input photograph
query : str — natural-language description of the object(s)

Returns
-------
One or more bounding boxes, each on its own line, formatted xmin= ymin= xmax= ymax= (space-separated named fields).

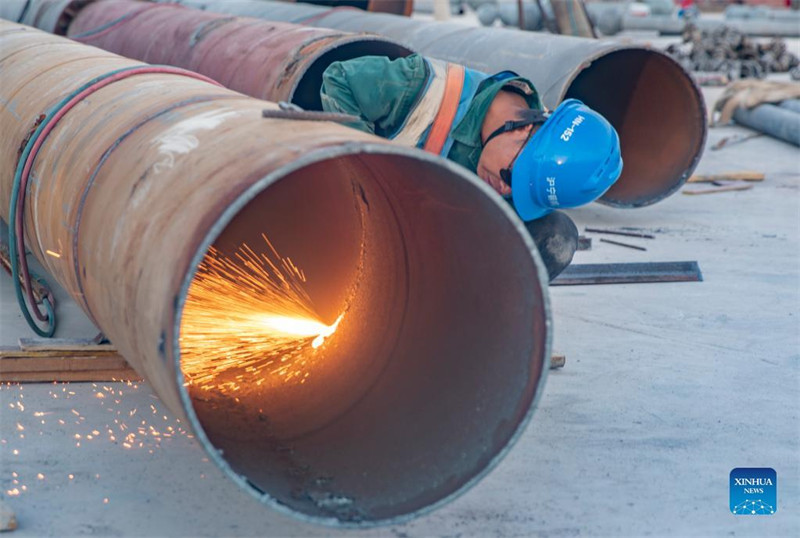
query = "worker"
xmin=320 ymin=53 xmax=623 ymax=280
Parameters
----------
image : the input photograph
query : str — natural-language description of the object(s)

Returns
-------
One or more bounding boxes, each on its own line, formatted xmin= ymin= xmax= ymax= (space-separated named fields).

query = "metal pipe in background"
xmin=166 ymin=0 xmax=708 ymax=210
xmin=0 ymin=0 xmax=95 ymax=34
xmin=622 ymin=15 xmax=800 ymax=38
xmin=733 ymin=104 xmax=800 ymax=147
xmin=778 ymin=99 xmax=800 ymax=115
xmin=65 ymin=0 xmax=412 ymax=109
xmin=1 ymin=21 xmax=550 ymax=525
xmin=585 ymin=6 xmax=800 ymax=38
xmin=285 ymin=0 xmax=413 ymax=16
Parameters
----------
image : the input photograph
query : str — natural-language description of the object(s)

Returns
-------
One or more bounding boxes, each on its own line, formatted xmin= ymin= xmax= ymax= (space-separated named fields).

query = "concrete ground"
xmin=1 ymin=19 xmax=799 ymax=538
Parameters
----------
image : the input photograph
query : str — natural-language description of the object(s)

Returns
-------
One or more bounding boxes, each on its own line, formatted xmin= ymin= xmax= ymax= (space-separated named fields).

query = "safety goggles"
xmin=482 ymin=109 xmax=549 ymax=188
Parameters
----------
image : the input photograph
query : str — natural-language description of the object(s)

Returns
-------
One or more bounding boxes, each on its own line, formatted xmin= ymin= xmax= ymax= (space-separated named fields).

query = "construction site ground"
xmin=1 ymin=22 xmax=798 ymax=538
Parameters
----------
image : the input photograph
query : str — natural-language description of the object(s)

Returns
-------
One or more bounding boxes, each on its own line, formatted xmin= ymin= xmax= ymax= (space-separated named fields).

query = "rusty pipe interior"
xmin=563 ymin=48 xmax=707 ymax=206
xmin=1 ymin=21 xmax=550 ymax=525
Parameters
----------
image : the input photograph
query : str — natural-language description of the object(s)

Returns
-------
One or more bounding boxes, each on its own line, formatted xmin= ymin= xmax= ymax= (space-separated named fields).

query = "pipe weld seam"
xmin=11 ymin=64 xmax=223 ymax=334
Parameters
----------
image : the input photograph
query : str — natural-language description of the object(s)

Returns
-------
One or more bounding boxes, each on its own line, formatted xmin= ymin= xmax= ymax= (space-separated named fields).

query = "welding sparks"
xmin=178 ymin=233 xmax=345 ymax=390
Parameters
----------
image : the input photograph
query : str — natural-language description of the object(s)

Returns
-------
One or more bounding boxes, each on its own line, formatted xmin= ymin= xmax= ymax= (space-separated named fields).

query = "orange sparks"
xmin=179 ymin=234 xmax=344 ymax=391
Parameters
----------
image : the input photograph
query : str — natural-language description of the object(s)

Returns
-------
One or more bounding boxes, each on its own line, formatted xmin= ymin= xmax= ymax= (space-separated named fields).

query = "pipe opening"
xmin=565 ymin=49 xmax=706 ymax=207
xmin=177 ymin=150 xmax=549 ymax=524
xmin=292 ymin=39 xmax=412 ymax=111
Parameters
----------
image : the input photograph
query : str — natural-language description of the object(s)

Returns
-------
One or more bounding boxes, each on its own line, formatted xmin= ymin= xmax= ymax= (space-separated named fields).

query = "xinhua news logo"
xmin=730 ymin=468 xmax=777 ymax=515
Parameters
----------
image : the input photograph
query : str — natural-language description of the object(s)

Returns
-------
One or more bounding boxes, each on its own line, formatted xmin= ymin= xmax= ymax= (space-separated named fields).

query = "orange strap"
xmin=423 ymin=63 xmax=465 ymax=156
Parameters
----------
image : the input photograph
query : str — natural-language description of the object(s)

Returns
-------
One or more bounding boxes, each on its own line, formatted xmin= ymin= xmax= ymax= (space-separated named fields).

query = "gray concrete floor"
xmin=1 ymin=30 xmax=799 ymax=538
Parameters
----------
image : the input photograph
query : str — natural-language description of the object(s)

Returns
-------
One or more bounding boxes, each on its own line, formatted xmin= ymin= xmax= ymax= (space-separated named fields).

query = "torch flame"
xmin=179 ymin=234 xmax=343 ymax=392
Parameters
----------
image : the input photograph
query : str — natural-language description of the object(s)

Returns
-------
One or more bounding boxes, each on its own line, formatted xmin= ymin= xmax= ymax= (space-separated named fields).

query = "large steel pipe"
xmin=66 ymin=0 xmax=412 ymax=109
xmin=0 ymin=0 xmax=95 ymax=34
xmin=1 ymin=21 xmax=550 ymax=525
xmin=168 ymin=0 xmax=708 ymax=209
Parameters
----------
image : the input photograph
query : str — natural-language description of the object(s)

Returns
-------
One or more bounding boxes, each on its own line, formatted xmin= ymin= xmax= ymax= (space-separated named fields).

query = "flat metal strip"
xmin=551 ymin=261 xmax=703 ymax=286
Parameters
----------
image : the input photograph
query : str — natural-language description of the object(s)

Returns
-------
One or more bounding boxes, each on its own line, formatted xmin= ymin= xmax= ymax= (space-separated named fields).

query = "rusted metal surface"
xmin=0 ymin=0 xmax=96 ymax=34
xmin=169 ymin=0 xmax=708 ymax=209
xmin=65 ymin=0 xmax=412 ymax=109
xmin=0 ymin=21 xmax=550 ymax=525
xmin=284 ymin=0 xmax=413 ymax=16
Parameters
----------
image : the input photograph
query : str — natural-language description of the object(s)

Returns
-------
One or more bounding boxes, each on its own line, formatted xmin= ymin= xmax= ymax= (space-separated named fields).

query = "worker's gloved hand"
xmin=524 ymin=211 xmax=578 ymax=282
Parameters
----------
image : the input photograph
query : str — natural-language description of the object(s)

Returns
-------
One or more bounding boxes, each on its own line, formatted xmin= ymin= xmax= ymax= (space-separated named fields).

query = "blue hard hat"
xmin=510 ymin=99 xmax=623 ymax=222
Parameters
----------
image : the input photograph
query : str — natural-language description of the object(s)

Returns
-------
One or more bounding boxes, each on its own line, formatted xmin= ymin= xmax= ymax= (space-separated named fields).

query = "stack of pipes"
xmin=155 ymin=0 xmax=708 ymax=209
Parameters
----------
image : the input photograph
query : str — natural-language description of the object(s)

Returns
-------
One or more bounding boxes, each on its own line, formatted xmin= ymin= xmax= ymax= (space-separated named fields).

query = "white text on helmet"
xmin=559 ymin=115 xmax=585 ymax=142
xmin=546 ymin=177 xmax=559 ymax=207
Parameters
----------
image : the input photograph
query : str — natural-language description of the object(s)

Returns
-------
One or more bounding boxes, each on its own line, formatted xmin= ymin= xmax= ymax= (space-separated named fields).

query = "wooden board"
xmin=687 ymin=171 xmax=764 ymax=183
xmin=0 ymin=348 xmax=141 ymax=383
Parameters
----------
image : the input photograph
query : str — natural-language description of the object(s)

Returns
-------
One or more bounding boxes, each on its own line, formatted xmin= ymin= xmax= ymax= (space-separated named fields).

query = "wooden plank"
xmin=18 ymin=337 xmax=116 ymax=352
xmin=0 ymin=347 xmax=141 ymax=383
xmin=687 ymin=171 xmax=764 ymax=183
xmin=0 ymin=348 xmax=119 ymax=359
xmin=683 ymin=184 xmax=754 ymax=195
xmin=0 ymin=355 xmax=130 ymax=373
xmin=1 ymin=370 xmax=141 ymax=383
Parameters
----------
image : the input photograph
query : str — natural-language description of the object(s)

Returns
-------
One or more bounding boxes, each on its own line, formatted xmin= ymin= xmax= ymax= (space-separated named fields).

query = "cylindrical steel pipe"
xmin=622 ymin=15 xmax=800 ymax=38
xmin=167 ymin=0 xmax=708 ymax=209
xmin=0 ymin=0 xmax=95 ymax=34
xmin=778 ymin=99 xmax=800 ymax=115
xmin=66 ymin=0 xmax=413 ymax=109
xmin=1 ymin=21 xmax=550 ymax=525
xmin=284 ymin=0 xmax=413 ymax=16
xmin=733 ymin=103 xmax=800 ymax=147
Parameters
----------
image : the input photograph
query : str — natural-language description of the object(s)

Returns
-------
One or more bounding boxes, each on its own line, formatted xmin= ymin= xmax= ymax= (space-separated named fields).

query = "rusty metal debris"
xmin=0 ymin=20 xmax=550 ymax=525
xmin=598 ymin=238 xmax=647 ymax=251
xmin=710 ymin=132 xmax=764 ymax=151
xmin=665 ymin=24 xmax=800 ymax=81
xmin=551 ymin=261 xmax=703 ymax=286
xmin=585 ymin=227 xmax=655 ymax=239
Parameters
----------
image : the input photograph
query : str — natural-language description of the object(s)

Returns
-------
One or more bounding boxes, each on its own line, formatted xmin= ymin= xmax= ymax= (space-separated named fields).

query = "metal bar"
xmin=64 ymin=0 xmax=412 ymax=109
xmin=0 ymin=20 xmax=550 ymax=525
xmin=598 ymin=238 xmax=647 ymax=251
xmin=551 ymin=261 xmax=703 ymax=286
xmin=585 ymin=227 xmax=655 ymax=239
xmin=163 ymin=0 xmax=708 ymax=210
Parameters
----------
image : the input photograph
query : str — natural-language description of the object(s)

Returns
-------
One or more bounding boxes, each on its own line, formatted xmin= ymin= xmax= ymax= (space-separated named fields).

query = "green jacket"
xmin=320 ymin=53 xmax=542 ymax=173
